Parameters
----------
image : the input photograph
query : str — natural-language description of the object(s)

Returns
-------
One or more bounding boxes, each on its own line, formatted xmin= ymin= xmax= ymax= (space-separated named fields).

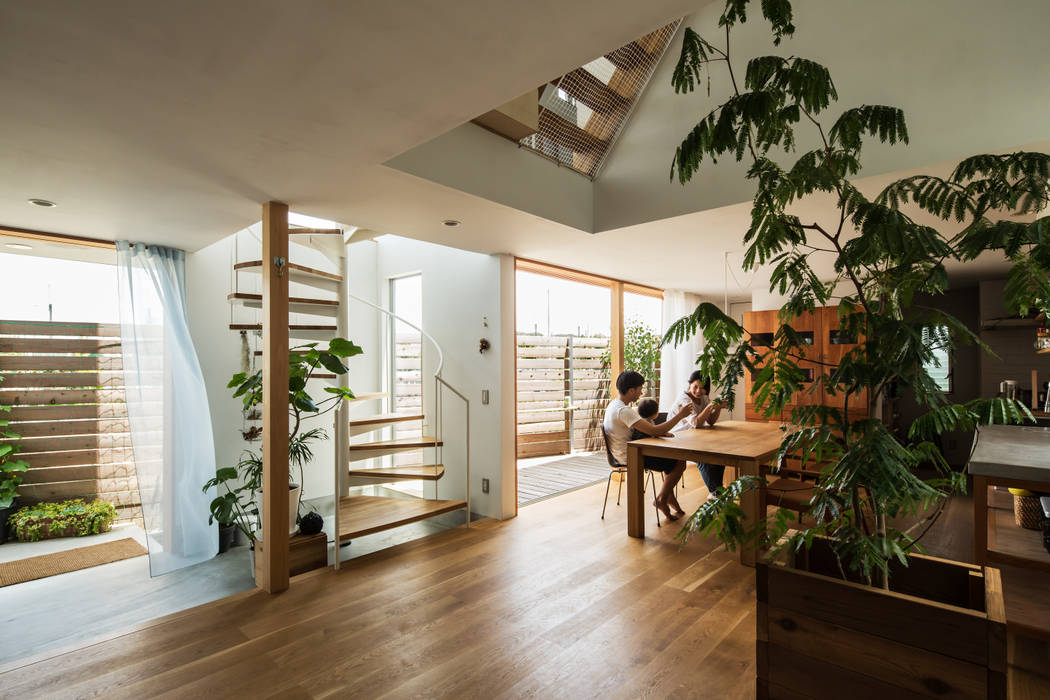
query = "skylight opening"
xmin=520 ymin=20 xmax=682 ymax=179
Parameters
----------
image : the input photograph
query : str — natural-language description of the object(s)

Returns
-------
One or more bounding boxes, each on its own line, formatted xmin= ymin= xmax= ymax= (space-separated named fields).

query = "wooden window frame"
xmin=1 ymin=225 xmax=115 ymax=250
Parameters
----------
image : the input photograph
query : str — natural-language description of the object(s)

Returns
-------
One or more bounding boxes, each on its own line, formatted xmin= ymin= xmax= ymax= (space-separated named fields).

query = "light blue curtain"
xmin=117 ymin=241 xmax=217 ymax=575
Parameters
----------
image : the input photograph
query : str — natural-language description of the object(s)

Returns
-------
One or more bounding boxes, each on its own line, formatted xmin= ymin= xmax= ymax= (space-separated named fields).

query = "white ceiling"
xmin=382 ymin=142 xmax=1047 ymax=297
xmin=2 ymin=0 xmax=1046 ymax=300
xmin=0 ymin=0 xmax=696 ymax=250
xmin=379 ymin=0 xmax=1050 ymax=296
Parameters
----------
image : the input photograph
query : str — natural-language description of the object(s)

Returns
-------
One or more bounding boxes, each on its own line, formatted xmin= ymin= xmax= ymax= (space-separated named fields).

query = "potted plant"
xmin=203 ymin=453 xmax=262 ymax=553
xmin=223 ymin=337 xmax=361 ymax=536
xmin=663 ymin=2 xmax=1048 ymax=696
xmin=0 ymin=375 xmax=30 ymax=544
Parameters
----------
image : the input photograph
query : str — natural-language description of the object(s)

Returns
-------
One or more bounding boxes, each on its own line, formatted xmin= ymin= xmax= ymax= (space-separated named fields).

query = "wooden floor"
xmin=337 ymin=494 xmax=466 ymax=542
xmin=0 ymin=476 xmax=757 ymax=698
xmin=6 ymin=475 xmax=1049 ymax=698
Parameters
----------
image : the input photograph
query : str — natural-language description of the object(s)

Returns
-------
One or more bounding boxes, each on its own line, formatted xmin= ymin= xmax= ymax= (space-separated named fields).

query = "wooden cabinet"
xmin=743 ymin=310 xmax=781 ymax=422
xmin=819 ymin=305 xmax=867 ymax=415
xmin=742 ymin=305 xmax=868 ymax=421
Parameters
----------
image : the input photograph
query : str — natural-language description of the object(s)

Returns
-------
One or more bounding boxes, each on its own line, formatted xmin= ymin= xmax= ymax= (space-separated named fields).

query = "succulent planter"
xmin=10 ymin=499 xmax=118 ymax=542
xmin=757 ymin=536 xmax=1006 ymax=699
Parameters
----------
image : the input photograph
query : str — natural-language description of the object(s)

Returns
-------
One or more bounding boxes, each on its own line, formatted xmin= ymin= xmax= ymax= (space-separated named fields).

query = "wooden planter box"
xmin=757 ymin=539 xmax=1006 ymax=699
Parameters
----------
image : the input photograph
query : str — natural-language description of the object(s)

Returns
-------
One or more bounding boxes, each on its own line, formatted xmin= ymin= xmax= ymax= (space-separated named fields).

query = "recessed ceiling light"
xmin=27 ymin=198 xmax=57 ymax=208
xmin=442 ymin=219 xmax=461 ymax=227
xmin=5 ymin=243 xmax=33 ymax=250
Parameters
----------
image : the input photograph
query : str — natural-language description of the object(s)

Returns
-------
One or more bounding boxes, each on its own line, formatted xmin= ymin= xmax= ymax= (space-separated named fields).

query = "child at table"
xmin=630 ymin=398 xmax=660 ymax=441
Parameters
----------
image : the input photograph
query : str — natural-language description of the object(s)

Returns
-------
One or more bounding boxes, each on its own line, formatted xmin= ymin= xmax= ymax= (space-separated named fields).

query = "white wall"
xmin=375 ymin=237 xmax=508 ymax=519
xmin=186 ymin=235 xmax=251 ymax=481
xmin=386 ymin=123 xmax=596 ymax=233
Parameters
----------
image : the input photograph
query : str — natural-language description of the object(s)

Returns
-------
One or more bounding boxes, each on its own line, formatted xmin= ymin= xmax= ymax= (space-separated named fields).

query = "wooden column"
xmin=610 ymin=281 xmax=624 ymax=394
xmin=627 ymin=443 xmax=644 ymax=537
xmin=261 ymin=201 xmax=290 ymax=594
xmin=738 ymin=458 xmax=761 ymax=566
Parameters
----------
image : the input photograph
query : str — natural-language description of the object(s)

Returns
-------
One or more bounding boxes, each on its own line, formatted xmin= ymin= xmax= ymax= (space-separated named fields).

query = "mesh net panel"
xmin=520 ymin=21 xmax=681 ymax=179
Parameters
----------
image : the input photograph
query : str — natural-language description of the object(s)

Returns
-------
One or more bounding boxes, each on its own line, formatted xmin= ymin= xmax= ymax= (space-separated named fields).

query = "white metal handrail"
xmin=345 ymin=293 xmax=470 ymax=527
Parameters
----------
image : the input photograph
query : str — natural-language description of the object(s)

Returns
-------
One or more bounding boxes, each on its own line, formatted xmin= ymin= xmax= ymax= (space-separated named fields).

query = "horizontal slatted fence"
xmin=0 ymin=320 xmax=142 ymax=524
xmin=517 ymin=334 xmax=661 ymax=459
xmin=394 ymin=333 xmax=423 ymax=467
xmin=517 ymin=335 xmax=611 ymax=458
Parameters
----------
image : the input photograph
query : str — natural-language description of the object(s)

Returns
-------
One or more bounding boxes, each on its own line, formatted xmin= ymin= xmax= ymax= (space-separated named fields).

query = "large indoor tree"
xmin=665 ymin=0 xmax=1050 ymax=584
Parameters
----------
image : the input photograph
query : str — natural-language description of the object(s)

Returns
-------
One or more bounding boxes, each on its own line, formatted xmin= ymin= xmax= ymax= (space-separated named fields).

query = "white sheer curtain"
xmin=117 ymin=241 xmax=216 ymax=575
xmin=659 ymin=290 xmax=704 ymax=412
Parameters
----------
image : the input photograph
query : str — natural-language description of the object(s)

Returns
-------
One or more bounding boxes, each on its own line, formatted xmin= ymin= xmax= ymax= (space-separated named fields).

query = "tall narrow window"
xmin=390 ymin=274 xmax=423 ymax=444
xmin=922 ymin=326 xmax=952 ymax=393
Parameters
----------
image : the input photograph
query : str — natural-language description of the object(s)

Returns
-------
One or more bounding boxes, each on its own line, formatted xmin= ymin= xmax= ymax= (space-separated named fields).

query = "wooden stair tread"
xmin=348 ymin=436 xmax=441 ymax=451
xmin=227 ymin=293 xmax=338 ymax=307
xmin=348 ymin=392 xmax=386 ymax=403
xmin=348 ymin=413 xmax=424 ymax=427
xmin=229 ymin=324 xmax=337 ymax=331
xmin=288 ymin=227 xmax=342 ymax=235
xmin=337 ymin=495 xmax=465 ymax=541
xmin=346 ymin=465 xmax=445 ymax=481
xmin=234 ymin=260 xmax=342 ymax=282
xmin=242 ymin=391 xmax=383 ymax=412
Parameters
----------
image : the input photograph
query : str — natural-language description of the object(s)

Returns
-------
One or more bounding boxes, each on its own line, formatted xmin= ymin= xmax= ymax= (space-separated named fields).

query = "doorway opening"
xmin=514 ymin=259 xmax=662 ymax=508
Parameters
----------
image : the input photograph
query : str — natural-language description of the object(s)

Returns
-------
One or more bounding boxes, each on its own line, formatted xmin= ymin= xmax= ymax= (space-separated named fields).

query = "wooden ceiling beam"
xmin=604 ymin=41 xmax=656 ymax=72
xmin=559 ymin=69 xmax=631 ymax=113
xmin=538 ymin=111 xmax=607 ymax=154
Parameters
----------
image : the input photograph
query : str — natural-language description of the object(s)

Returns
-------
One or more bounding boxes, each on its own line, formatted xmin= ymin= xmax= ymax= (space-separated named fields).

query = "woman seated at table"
xmin=604 ymin=371 xmax=692 ymax=520
xmin=669 ymin=371 xmax=725 ymax=501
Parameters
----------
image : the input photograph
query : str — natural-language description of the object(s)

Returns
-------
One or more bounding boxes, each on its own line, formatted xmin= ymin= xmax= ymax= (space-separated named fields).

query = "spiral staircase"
xmin=228 ymin=225 xmax=469 ymax=568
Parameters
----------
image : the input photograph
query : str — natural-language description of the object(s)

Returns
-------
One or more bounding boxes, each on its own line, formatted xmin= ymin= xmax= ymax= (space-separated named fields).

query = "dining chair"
xmin=601 ymin=426 xmax=660 ymax=526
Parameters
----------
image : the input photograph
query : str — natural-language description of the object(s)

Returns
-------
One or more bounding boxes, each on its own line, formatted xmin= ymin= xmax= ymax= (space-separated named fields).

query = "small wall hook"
xmin=479 ymin=338 xmax=491 ymax=354
xmin=273 ymin=256 xmax=287 ymax=277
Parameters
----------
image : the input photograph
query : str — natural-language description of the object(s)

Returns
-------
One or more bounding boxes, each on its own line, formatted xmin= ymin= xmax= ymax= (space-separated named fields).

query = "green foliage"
xmin=227 ymin=338 xmax=363 ymax=437
xmin=203 ymin=462 xmax=258 ymax=544
xmin=0 ymin=375 xmax=30 ymax=509
xmin=219 ymin=337 xmax=364 ymax=527
xmin=10 ymin=499 xmax=118 ymax=542
xmin=621 ymin=320 xmax=663 ymax=388
xmin=665 ymin=0 xmax=1046 ymax=584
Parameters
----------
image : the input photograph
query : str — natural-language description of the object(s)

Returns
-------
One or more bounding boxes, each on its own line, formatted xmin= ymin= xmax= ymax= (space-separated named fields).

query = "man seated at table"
xmin=669 ymin=370 xmax=724 ymax=501
xmin=604 ymin=371 xmax=692 ymax=520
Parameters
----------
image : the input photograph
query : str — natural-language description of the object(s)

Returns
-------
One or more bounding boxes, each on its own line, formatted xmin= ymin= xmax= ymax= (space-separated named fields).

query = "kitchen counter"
xmin=969 ymin=424 xmax=1050 ymax=483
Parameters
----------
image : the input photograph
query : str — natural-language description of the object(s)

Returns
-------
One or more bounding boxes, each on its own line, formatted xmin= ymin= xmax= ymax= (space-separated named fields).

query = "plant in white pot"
xmin=224 ymin=338 xmax=362 ymax=537
xmin=662 ymin=1 xmax=1047 ymax=696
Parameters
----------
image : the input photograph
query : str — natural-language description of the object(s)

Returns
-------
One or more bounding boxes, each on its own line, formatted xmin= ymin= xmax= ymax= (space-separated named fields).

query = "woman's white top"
xmin=669 ymin=391 xmax=710 ymax=432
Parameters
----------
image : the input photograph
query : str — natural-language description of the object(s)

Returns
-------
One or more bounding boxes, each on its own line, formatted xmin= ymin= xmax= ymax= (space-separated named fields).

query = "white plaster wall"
xmin=386 ymin=123 xmax=596 ymax=233
xmin=375 ymin=237 xmax=506 ymax=519
xmin=186 ymin=236 xmax=251 ymax=481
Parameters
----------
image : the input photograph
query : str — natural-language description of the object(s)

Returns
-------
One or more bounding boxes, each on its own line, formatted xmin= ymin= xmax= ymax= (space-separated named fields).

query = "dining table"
xmin=627 ymin=419 xmax=784 ymax=566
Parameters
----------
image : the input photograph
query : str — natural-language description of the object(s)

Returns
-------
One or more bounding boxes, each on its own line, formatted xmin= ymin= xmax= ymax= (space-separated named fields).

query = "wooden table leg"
xmin=627 ymin=444 xmax=644 ymax=538
xmin=739 ymin=458 xmax=761 ymax=567
xmin=974 ymin=475 xmax=988 ymax=566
